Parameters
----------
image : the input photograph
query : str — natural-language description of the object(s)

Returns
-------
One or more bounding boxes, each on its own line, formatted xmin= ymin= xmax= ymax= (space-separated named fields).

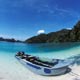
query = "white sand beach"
xmin=0 ymin=43 xmax=80 ymax=80
xmin=0 ymin=55 xmax=80 ymax=80
xmin=0 ymin=65 xmax=80 ymax=80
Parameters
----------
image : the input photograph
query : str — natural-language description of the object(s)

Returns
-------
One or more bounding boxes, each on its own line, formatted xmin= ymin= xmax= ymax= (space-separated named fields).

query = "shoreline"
xmin=0 ymin=52 xmax=80 ymax=80
xmin=0 ymin=42 xmax=80 ymax=80
xmin=0 ymin=63 xmax=80 ymax=80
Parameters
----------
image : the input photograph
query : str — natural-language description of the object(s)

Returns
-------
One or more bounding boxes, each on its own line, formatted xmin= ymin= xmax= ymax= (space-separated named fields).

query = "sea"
xmin=0 ymin=41 xmax=80 ymax=79
xmin=0 ymin=41 xmax=80 ymax=58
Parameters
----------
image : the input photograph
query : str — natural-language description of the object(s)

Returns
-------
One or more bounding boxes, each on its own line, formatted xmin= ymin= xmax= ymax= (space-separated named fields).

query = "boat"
xmin=15 ymin=52 xmax=72 ymax=76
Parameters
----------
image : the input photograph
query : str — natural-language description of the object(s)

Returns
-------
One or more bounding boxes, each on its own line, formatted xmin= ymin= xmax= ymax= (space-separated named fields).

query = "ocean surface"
xmin=0 ymin=41 xmax=80 ymax=58
xmin=0 ymin=41 xmax=80 ymax=79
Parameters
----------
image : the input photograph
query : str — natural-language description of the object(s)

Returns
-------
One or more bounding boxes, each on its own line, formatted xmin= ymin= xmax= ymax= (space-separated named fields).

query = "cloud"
xmin=37 ymin=30 xmax=45 ymax=34
xmin=54 ymin=5 xmax=80 ymax=19
xmin=36 ymin=3 xmax=80 ymax=20
xmin=0 ymin=0 xmax=80 ymax=20
xmin=66 ymin=28 xmax=72 ymax=30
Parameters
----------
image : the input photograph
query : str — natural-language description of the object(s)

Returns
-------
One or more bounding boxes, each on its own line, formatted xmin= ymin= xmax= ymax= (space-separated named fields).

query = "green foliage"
xmin=25 ymin=21 xmax=80 ymax=43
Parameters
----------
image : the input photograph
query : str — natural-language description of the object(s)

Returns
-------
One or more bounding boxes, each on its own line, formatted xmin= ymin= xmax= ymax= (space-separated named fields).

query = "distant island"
xmin=25 ymin=21 xmax=80 ymax=43
xmin=0 ymin=37 xmax=22 ymax=43
xmin=0 ymin=21 xmax=80 ymax=43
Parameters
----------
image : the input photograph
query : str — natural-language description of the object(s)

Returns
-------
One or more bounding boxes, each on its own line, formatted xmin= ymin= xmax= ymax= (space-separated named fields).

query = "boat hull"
xmin=16 ymin=56 xmax=68 ymax=76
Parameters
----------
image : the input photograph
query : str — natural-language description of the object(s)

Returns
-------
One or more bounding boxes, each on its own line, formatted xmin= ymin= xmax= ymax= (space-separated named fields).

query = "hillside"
xmin=25 ymin=21 xmax=80 ymax=43
xmin=0 ymin=37 xmax=22 ymax=43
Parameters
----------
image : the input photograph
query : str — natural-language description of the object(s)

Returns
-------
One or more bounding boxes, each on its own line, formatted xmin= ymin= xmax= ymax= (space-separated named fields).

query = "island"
xmin=0 ymin=37 xmax=22 ymax=43
xmin=25 ymin=21 xmax=80 ymax=43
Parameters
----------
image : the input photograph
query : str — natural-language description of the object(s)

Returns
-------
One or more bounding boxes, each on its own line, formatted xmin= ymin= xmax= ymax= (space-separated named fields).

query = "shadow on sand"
xmin=69 ymin=54 xmax=80 ymax=66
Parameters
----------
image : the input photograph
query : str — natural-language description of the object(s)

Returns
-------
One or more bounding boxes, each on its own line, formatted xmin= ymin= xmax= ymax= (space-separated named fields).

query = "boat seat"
xmin=25 ymin=56 xmax=57 ymax=67
xmin=16 ymin=53 xmax=58 ymax=68
xmin=36 ymin=59 xmax=59 ymax=66
xmin=34 ymin=60 xmax=52 ymax=67
xmin=27 ymin=56 xmax=37 ymax=61
xmin=27 ymin=57 xmax=52 ymax=67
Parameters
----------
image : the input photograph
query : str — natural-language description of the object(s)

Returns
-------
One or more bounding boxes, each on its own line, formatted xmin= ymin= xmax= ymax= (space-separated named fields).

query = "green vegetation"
xmin=25 ymin=21 xmax=80 ymax=43
xmin=0 ymin=37 xmax=22 ymax=43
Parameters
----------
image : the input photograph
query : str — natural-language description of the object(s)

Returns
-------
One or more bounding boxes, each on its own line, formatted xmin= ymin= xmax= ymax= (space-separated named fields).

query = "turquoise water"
xmin=0 ymin=41 xmax=80 ymax=79
xmin=0 ymin=41 xmax=80 ymax=59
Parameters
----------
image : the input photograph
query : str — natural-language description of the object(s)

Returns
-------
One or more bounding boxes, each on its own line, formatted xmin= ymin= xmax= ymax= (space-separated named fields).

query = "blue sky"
xmin=0 ymin=0 xmax=80 ymax=40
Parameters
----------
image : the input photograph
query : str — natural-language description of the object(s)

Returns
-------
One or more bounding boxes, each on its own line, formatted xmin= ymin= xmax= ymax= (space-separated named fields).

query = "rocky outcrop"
xmin=70 ymin=21 xmax=80 ymax=42
xmin=25 ymin=21 xmax=80 ymax=43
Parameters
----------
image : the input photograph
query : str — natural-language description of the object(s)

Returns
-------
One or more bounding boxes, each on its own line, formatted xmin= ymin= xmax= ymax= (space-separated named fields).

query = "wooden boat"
xmin=15 ymin=52 xmax=72 ymax=76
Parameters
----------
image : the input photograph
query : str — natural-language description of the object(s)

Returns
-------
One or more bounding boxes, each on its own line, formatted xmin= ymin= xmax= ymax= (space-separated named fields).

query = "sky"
xmin=0 ymin=0 xmax=80 ymax=40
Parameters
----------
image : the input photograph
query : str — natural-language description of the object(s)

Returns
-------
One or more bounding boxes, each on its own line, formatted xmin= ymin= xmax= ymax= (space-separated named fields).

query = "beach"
xmin=0 ymin=58 xmax=80 ymax=80
xmin=0 ymin=52 xmax=80 ymax=80
xmin=0 ymin=42 xmax=80 ymax=80
xmin=0 ymin=0 xmax=80 ymax=79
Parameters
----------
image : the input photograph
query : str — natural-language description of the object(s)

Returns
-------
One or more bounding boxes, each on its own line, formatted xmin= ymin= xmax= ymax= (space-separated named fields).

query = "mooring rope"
xmin=69 ymin=71 xmax=80 ymax=80
xmin=66 ymin=54 xmax=80 ymax=80
xmin=70 ymin=71 xmax=80 ymax=77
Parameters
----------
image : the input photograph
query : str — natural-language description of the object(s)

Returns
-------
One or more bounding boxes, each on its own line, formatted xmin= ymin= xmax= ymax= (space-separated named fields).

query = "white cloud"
xmin=37 ymin=30 xmax=45 ymax=34
xmin=54 ymin=6 xmax=80 ymax=19
xmin=66 ymin=28 xmax=72 ymax=30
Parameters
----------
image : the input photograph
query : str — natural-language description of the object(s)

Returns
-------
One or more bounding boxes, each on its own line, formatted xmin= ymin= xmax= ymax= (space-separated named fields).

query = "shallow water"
xmin=0 ymin=41 xmax=80 ymax=80
xmin=0 ymin=41 xmax=80 ymax=58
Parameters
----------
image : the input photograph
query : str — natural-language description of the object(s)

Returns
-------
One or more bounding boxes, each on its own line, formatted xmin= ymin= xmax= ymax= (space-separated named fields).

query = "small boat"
xmin=15 ymin=52 xmax=72 ymax=76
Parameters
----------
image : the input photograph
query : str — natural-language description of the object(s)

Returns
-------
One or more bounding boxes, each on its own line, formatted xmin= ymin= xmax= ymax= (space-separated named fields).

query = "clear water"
xmin=0 ymin=41 xmax=80 ymax=79
xmin=0 ymin=41 xmax=80 ymax=59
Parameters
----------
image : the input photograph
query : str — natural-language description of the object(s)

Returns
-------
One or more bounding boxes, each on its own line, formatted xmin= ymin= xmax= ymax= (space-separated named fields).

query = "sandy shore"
xmin=0 ymin=52 xmax=80 ymax=80
xmin=0 ymin=60 xmax=80 ymax=80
